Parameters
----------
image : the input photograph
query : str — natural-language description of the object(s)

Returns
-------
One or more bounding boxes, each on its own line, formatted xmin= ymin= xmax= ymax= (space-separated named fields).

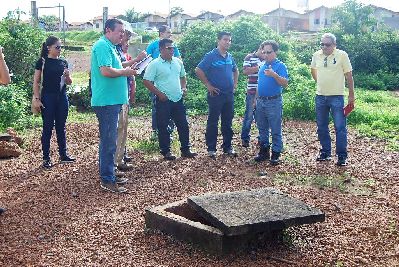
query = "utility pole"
xmin=277 ymin=0 xmax=281 ymax=34
xmin=168 ymin=0 xmax=171 ymax=27
xmin=31 ymin=1 xmax=38 ymax=25
xmin=103 ymin=7 xmax=108 ymax=30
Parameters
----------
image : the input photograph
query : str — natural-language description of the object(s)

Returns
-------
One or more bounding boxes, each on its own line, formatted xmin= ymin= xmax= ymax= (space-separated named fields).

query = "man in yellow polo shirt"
xmin=311 ymin=32 xmax=355 ymax=166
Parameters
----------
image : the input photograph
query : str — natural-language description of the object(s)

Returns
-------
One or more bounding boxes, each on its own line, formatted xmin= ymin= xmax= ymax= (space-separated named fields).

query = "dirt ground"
xmin=65 ymin=51 xmax=90 ymax=73
xmin=0 ymin=116 xmax=398 ymax=266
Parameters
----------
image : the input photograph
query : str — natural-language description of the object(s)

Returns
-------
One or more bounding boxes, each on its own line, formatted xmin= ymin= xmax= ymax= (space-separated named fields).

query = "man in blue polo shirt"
xmin=91 ymin=18 xmax=137 ymax=193
xmin=254 ymin=40 xmax=288 ymax=165
xmin=195 ymin=31 xmax=239 ymax=158
xmin=143 ymin=39 xmax=197 ymax=160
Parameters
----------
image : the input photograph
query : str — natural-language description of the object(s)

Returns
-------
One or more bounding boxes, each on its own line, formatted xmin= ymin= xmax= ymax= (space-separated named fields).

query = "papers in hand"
xmin=133 ymin=54 xmax=152 ymax=74
xmin=343 ymin=103 xmax=354 ymax=117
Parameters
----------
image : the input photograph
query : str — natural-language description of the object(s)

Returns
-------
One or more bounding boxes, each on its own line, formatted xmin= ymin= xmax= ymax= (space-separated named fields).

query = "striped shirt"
xmin=243 ymin=53 xmax=263 ymax=94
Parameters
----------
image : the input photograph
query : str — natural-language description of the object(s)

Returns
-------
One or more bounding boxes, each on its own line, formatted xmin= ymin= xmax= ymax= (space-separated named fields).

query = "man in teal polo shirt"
xmin=146 ymin=25 xmax=180 ymax=139
xmin=143 ymin=39 xmax=196 ymax=160
xmin=91 ymin=18 xmax=136 ymax=193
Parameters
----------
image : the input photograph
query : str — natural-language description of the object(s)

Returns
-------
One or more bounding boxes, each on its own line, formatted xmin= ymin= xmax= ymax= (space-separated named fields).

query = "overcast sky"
xmin=1 ymin=0 xmax=399 ymax=22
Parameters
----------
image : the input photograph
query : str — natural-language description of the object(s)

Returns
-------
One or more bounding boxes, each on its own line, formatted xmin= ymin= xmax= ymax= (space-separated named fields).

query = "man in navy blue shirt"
xmin=254 ymin=40 xmax=288 ymax=165
xmin=195 ymin=31 xmax=239 ymax=158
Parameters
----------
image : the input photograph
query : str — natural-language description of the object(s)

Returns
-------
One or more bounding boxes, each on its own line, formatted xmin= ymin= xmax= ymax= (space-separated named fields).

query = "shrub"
xmin=354 ymin=71 xmax=399 ymax=90
xmin=179 ymin=16 xmax=284 ymax=76
xmin=0 ymin=19 xmax=46 ymax=87
xmin=0 ymin=84 xmax=31 ymax=131
xmin=134 ymin=76 xmax=152 ymax=105
xmin=67 ymin=85 xmax=92 ymax=111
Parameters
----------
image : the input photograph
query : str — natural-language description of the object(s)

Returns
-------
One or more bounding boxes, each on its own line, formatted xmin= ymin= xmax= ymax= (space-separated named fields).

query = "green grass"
xmin=129 ymin=138 xmax=159 ymax=154
xmin=67 ymin=106 xmax=96 ymax=123
xmin=70 ymin=71 xmax=89 ymax=86
xmin=349 ymin=89 xmax=399 ymax=150
xmin=51 ymin=30 xmax=101 ymax=46
xmin=273 ymin=172 xmax=375 ymax=195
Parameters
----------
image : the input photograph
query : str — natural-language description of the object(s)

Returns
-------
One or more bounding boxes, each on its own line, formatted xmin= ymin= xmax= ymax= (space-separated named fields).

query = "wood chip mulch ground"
xmin=0 ymin=116 xmax=398 ymax=266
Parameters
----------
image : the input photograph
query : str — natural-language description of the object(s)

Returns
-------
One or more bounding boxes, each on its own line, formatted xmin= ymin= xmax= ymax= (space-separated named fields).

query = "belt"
xmin=257 ymin=94 xmax=281 ymax=100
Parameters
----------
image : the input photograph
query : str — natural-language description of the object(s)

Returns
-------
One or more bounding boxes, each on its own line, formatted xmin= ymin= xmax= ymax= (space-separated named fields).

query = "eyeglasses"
xmin=54 ymin=46 xmax=62 ymax=50
xmin=164 ymin=46 xmax=174 ymax=50
xmin=320 ymin=43 xmax=332 ymax=47
xmin=262 ymin=50 xmax=274 ymax=55
xmin=324 ymin=57 xmax=328 ymax=67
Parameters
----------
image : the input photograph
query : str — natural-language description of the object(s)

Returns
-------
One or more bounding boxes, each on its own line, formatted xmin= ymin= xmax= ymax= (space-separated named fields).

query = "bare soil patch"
xmin=65 ymin=51 xmax=90 ymax=73
xmin=0 ymin=117 xmax=398 ymax=266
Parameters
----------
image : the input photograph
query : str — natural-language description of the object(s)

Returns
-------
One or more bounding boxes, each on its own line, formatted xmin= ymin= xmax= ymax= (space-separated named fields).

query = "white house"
xmin=169 ymin=13 xmax=194 ymax=33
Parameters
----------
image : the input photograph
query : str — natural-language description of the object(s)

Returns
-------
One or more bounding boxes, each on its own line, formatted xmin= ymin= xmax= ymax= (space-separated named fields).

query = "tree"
xmin=120 ymin=8 xmax=146 ymax=23
xmin=6 ymin=8 xmax=26 ymax=21
xmin=39 ymin=15 xmax=60 ymax=31
xmin=0 ymin=18 xmax=45 ymax=86
xmin=331 ymin=0 xmax=376 ymax=35
xmin=170 ymin=7 xmax=184 ymax=17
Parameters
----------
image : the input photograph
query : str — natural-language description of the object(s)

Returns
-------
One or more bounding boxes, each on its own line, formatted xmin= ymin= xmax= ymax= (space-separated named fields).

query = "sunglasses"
xmin=54 ymin=45 xmax=62 ymax=50
xmin=324 ymin=57 xmax=328 ymax=67
xmin=262 ymin=50 xmax=274 ymax=55
xmin=320 ymin=43 xmax=332 ymax=47
xmin=164 ymin=46 xmax=175 ymax=50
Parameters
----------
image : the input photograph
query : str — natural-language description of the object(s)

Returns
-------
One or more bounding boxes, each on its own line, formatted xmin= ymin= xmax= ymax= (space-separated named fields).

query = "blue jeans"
xmin=206 ymin=93 xmax=234 ymax=152
xmin=155 ymin=97 xmax=190 ymax=154
xmin=315 ymin=95 xmax=347 ymax=158
xmin=240 ymin=93 xmax=257 ymax=142
xmin=151 ymin=92 xmax=174 ymax=133
xmin=93 ymin=104 xmax=122 ymax=183
xmin=40 ymin=92 xmax=69 ymax=160
xmin=256 ymin=96 xmax=283 ymax=152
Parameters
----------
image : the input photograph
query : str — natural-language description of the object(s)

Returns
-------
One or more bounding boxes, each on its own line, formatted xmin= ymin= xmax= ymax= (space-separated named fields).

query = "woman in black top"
xmin=32 ymin=36 xmax=75 ymax=169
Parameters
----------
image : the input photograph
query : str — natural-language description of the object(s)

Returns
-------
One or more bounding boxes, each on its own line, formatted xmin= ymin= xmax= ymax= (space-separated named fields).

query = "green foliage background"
xmin=0 ymin=18 xmax=45 ymax=131
xmin=0 ymin=1 xmax=398 ymax=149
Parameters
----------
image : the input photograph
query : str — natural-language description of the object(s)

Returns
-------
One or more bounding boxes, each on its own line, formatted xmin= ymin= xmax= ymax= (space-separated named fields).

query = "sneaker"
xmin=43 ymin=159 xmax=53 ymax=169
xmin=181 ymin=150 xmax=198 ymax=158
xmin=254 ymin=146 xmax=270 ymax=162
xmin=0 ymin=207 xmax=6 ymax=215
xmin=117 ymin=163 xmax=133 ymax=171
xmin=115 ymin=170 xmax=125 ymax=178
xmin=115 ymin=176 xmax=129 ymax=185
xmin=123 ymin=155 xmax=133 ymax=163
xmin=316 ymin=151 xmax=332 ymax=161
xmin=242 ymin=140 xmax=250 ymax=148
xmin=208 ymin=150 xmax=217 ymax=158
xmin=336 ymin=156 xmax=347 ymax=166
xmin=60 ymin=155 xmax=76 ymax=163
xmin=270 ymin=151 xmax=281 ymax=166
xmin=163 ymin=152 xmax=176 ymax=160
xmin=100 ymin=181 xmax=128 ymax=193
xmin=224 ymin=148 xmax=238 ymax=157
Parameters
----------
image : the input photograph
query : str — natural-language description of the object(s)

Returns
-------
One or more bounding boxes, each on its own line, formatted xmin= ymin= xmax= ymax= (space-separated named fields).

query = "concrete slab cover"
xmin=187 ymin=188 xmax=325 ymax=236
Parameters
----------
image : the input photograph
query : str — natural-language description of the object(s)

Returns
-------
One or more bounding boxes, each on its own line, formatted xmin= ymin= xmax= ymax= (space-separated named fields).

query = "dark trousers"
xmin=206 ymin=93 xmax=234 ymax=152
xmin=151 ymin=92 xmax=174 ymax=132
xmin=40 ymin=92 xmax=69 ymax=160
xmin=155 ymin=97 xmax=190 ymax=155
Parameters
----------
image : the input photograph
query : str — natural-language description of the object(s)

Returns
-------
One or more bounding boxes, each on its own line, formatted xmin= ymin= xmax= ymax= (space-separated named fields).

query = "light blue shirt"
xmin=143 ymin=57 xmax=186 ymax=102
xmin=146 ymin=39 xmax=181 ymax=59
xmin=90 ymin=36 xmax=128 ymax=106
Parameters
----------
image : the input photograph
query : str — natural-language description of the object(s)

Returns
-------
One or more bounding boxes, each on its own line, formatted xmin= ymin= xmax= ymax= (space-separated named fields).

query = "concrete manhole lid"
xmin=187 ymin=187 xmax=325 ymax=236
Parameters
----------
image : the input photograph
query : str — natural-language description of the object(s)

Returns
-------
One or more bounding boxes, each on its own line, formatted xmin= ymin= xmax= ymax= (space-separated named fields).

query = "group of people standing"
xmin=26 ymin=18 xmax=354 ymax=194
xmin=92 ymin=19 xmax=354 ymax=195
